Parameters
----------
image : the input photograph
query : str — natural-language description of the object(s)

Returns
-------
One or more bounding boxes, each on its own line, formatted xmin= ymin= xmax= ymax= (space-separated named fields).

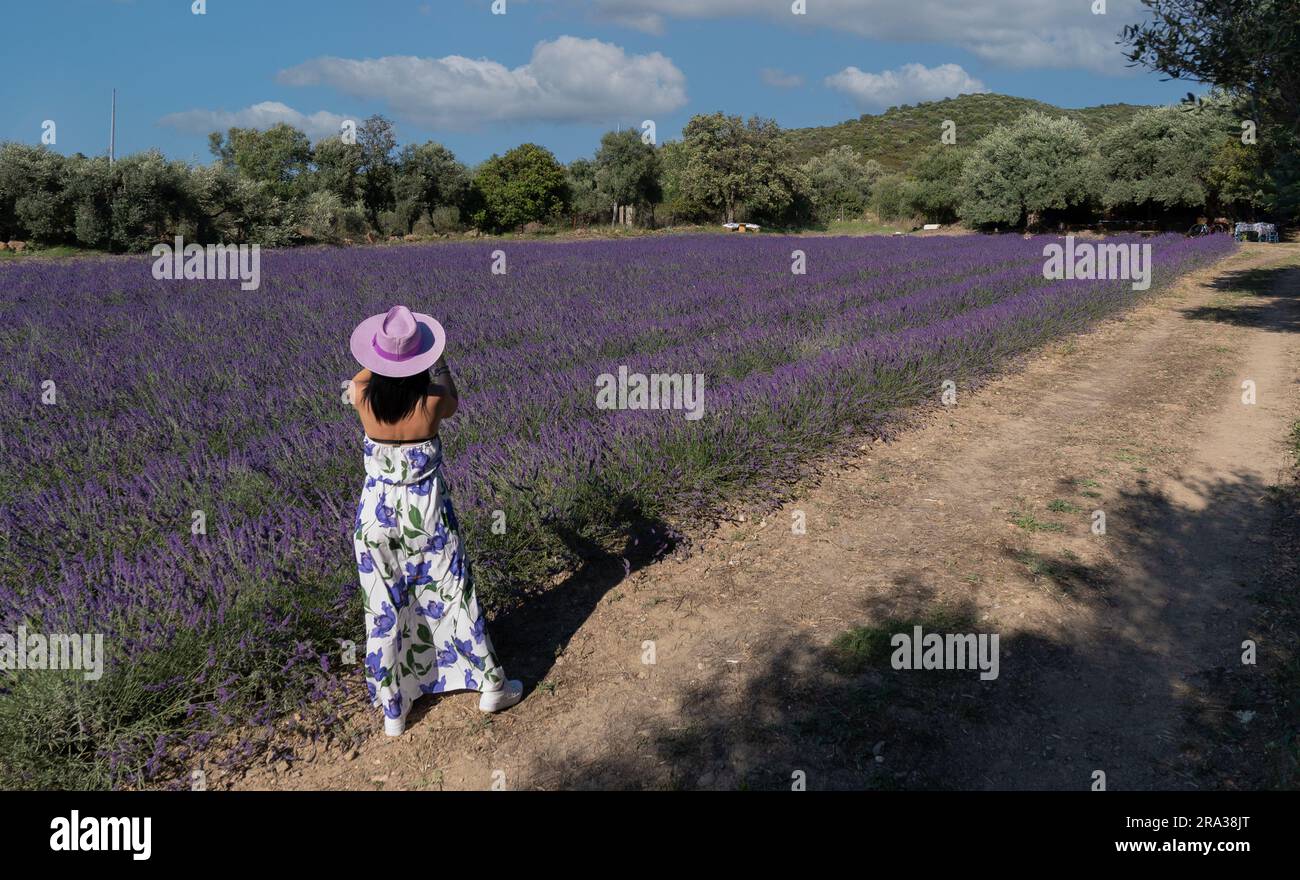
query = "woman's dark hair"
xmin=361 ymin=370 xmax=431 ymax=424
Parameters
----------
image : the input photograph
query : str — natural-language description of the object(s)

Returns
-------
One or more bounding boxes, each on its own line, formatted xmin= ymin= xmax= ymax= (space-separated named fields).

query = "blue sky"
xmin=0 ymin=0 xmax=1197 ymax=166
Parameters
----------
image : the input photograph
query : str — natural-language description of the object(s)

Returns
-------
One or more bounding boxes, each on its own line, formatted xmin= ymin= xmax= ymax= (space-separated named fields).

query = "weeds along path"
xmin=232 ymin=243 xmax=1300 ymax=791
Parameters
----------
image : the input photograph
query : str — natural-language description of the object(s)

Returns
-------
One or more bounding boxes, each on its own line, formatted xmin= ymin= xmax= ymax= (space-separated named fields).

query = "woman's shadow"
xmin=405 ymin=500 xmax=676 ymax=726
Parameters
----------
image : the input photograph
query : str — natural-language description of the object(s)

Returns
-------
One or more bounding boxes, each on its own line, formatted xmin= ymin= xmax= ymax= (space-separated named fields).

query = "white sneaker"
xmin=479 ymin=679 xmax=524 ymax=713
xmin=384 ymin=716 xmax=406 ymax=737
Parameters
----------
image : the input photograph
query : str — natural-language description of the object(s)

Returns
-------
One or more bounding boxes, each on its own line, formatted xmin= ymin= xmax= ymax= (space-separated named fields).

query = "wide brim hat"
xmin=350 ymin=305 xmax=446 ymax=377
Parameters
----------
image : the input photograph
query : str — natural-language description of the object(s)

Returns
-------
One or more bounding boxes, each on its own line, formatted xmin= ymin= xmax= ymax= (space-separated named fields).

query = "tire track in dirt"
xmin=232 ymin=243 xmax=1300 ymax=791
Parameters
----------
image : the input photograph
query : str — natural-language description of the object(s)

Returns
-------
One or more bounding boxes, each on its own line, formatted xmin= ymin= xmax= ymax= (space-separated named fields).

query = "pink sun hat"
xmin=350 ymin=305 xmax=446 ymax=377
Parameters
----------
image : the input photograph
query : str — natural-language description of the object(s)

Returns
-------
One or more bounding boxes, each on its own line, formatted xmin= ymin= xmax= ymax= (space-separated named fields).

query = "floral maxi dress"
xmin=354 ymin=436 xmax=503 ymax=727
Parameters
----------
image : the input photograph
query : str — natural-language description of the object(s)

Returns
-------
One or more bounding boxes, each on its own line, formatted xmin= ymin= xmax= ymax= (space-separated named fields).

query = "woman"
xmin=347 ymin=305 xmax=522 ymax=736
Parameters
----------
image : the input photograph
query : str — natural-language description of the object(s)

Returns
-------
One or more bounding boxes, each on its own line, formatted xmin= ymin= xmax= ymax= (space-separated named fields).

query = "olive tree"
xmin=957 ymin=112 xmax=1096 ymax=229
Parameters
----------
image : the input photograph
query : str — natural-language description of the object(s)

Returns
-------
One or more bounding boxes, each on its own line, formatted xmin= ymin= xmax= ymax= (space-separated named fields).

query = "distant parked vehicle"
xmin=722 ymin=222 xmax=761 ymax=232
xmin=1233 ymin=222 xmax=1279 ymax=243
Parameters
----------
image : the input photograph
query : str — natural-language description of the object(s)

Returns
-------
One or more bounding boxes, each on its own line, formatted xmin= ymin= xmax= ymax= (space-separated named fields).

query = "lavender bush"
xmin=0 ymin=232 xmax=1235 ymax=787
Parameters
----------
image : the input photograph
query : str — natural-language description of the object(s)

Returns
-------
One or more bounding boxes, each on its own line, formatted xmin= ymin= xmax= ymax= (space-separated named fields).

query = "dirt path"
xmin=234 ymin=243 xmax=1300 ymax=791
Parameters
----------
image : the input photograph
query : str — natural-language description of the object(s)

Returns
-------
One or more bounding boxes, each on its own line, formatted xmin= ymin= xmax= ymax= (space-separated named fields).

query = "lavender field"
xmin=0 ymin=232 xmax=1235 ymax=787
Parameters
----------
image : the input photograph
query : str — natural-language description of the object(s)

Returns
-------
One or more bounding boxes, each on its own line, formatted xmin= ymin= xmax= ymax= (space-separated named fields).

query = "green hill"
xmin=783 ymin=93 xmax=1154 ymax=171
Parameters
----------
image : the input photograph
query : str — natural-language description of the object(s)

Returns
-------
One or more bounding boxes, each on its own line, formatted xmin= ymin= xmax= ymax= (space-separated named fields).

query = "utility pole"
xmin=109 ymin=89 xmax=116 ymax=165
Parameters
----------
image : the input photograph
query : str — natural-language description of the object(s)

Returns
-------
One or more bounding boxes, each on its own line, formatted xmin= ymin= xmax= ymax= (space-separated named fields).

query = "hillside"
xmin=783 ymin=92 xmax=1154 ymax=170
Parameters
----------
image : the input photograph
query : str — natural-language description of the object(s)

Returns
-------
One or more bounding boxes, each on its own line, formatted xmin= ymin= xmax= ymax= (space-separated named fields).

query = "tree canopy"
xmin=470 ymin=143 xmax=569 ymax=232
xmin=958 ymin=113 xmax=1096 ymax=228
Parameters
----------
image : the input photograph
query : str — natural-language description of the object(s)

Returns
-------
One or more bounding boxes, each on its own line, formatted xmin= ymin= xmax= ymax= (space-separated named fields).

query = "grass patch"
xmin=829 ymin=607 xmax=978 ymax=675
xmin=1013 ymin=548 xmax=1096 ymax=595
xmin=1017 ymin=549 xmax=1068 ymax=582
xmin=1010 ymin=511 xmax=1065 ymax=533
xmin=820 ymin=218 xmax=913 ymax=236
xmin=0 ymin=244 xmax=99 ymax=260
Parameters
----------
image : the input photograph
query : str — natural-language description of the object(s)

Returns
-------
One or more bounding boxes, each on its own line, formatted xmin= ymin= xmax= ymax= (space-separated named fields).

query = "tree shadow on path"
xmin=526 ymin=472 xmax=1297 ymax=789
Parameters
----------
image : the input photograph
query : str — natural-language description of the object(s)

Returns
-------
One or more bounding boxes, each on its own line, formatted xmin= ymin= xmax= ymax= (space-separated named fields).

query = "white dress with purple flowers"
xmin=354 ymin=436 xmax=503 ymax=727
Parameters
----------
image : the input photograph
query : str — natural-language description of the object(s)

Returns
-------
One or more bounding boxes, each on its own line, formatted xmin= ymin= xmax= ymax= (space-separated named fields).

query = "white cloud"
xmin=825 ymin=63 xmax=987 ymax=109
xmin=761 ymin=68 xmax=805 ymax=89
xmin=599 ymin=9 xmax=666 ymax=33
xmin=585 ymin=0 xmax=1146 ymax=73
xmin=276 ymin=36 xmax=688 ymax=129
xmin=158 ymin=101 xmax=348 ymax=139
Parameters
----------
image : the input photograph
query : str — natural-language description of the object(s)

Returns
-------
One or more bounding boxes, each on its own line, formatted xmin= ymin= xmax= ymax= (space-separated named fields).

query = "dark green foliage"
xmin=803 ymin=145 xmax=881 ymax=222
xmin=1123 ymin=1 xmax=1300 ymax=138
xmin=1097 ymin=106 xmax=1217 ymax=215
xmin=872 ymin=173 xmax=919 ymax=223
xmin=957 ymin=113 xmax=1097 ymax=229
xmin=394 ymin=141 xmax=469 ymax=234
xmin=566 ymin=157 xmax=606 ymax=225
xmin=470 ymin=143 xmax=569 ymax=232
xmin=679 ymin=112 xmax=808 ymax=224
xmin=209 ymin=123 xmax=312 ymax=200
xmin=906 ymin=145 xmax=966 ymax=224
xmin=1123 ymin=2 xmax=1300 ymax=224
xmin=593 ymin=129 xmax=661 ymax=224
xmin=309 ymin=135 xmax=364 ymax=205
xmin=357 ymin=115 xmax=398 ymax=229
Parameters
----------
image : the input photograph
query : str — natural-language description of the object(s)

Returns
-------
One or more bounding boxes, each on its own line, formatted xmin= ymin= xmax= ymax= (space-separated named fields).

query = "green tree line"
xmin=0 ymin=95 xmax=1292 ymax=252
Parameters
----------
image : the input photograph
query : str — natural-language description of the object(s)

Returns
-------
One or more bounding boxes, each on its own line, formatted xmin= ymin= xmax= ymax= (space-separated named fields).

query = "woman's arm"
xmin=430 ymin=356 xmax=458 ymax=419
xmin=349 ymin=368 xmax=371 ymax=408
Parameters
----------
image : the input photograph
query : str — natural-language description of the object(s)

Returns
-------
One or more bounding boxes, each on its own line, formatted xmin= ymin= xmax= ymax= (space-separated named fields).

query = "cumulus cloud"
xmin=585 ymin=0 xmax=1145 ymax=73
xmin=158 ymin=101 xmax=348 ymax=139
xmin=276 ymin=36 xmax=688 ymax=129
xmin=825 ymin=63 xmax=987 ymax=109
xmin=761 ymin=68 xmax=805 ymax=89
